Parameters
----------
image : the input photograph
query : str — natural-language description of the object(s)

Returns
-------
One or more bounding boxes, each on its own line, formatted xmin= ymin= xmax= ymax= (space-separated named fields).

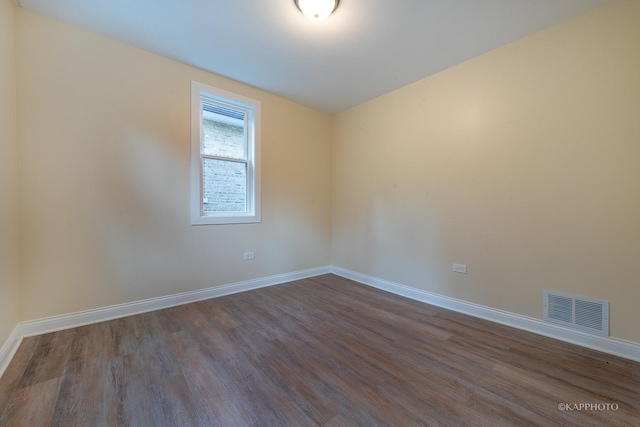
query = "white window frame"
xmin=190 ymin=81 xmax=261 ymax=225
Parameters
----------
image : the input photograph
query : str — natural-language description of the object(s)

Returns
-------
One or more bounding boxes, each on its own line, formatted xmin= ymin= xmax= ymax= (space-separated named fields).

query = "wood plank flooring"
xmin=1 ymin=274 xmax=639 ymax=426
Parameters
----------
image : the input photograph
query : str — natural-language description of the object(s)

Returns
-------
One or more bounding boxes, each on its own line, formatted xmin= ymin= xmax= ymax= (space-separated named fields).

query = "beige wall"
xmin=0 ymin=0 xmax=19 ymax=346
xmin=332 ymin=0 xmax=640 ymax=343
xmin=16 ymin=9 xmax=332 ymax=321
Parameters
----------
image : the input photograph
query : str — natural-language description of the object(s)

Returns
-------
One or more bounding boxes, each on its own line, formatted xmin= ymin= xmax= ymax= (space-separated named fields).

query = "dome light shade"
xmin=295 ymin=0 xmax=340 ymax=21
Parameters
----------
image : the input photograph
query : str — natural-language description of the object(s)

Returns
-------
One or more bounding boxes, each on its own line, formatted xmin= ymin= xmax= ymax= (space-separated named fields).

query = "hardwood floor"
xmin=1 ymin=274 xmax=639 ymax=426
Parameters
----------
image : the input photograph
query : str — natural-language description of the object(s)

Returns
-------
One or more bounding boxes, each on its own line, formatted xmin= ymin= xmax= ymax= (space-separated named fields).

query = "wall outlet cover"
xmin=453 ymin=264 xmax=467 ymax=274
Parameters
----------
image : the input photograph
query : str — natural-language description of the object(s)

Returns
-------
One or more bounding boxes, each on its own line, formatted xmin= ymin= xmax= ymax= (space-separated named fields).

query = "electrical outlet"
xmin=453 ymin=263 xmax=467 ymax=274
xmin=244 ymin=252 xmax=255 ymax=260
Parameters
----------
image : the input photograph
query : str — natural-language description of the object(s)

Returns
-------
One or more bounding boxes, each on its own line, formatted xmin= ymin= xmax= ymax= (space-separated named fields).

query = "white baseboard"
xmin=17 ymin=266 xmax=330 ymax=338
xmin=331 ymin=266 xmax=640 ymax=362
xmin=3 ymin=263 xmax=638 ymax=380
xmin=0 ymin=325 xmax=23 ymax=380
xmin=0 ymin=266 xmax=329 ymax=379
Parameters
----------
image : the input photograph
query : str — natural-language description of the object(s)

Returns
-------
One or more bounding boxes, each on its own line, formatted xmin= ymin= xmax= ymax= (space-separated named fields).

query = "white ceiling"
xmin=17 ymin=0 xmax=611 ymax=114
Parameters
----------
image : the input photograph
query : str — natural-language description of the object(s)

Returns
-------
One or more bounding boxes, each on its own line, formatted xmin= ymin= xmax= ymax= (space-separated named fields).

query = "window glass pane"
xmin=202 ymin=102 xmax=246 ymax=159
xmin=202 ymin=158 xmax=247 ymax=213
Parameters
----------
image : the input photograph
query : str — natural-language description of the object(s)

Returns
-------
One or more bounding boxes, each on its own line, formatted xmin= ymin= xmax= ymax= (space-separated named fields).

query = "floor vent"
xmin=543 ymin=291 xmax=609 ymax=337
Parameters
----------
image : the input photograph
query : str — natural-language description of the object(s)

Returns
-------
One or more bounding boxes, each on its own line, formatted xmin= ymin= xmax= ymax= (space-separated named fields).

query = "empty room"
xmin=1 ymin=0 xmax=639 ymax=425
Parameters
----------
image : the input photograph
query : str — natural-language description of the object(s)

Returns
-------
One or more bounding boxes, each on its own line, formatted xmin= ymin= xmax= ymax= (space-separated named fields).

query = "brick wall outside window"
xmin=202 ymin=119 xmax=247 ymax=212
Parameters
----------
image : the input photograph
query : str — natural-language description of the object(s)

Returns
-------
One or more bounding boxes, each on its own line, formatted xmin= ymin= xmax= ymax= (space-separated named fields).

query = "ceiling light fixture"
xmin=294 ymin=0 xmax=340 ymax=21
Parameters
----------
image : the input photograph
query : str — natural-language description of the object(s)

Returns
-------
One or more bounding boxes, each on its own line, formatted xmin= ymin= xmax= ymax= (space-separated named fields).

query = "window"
xmin=191 ymin=81 xmax=261 ymax=225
